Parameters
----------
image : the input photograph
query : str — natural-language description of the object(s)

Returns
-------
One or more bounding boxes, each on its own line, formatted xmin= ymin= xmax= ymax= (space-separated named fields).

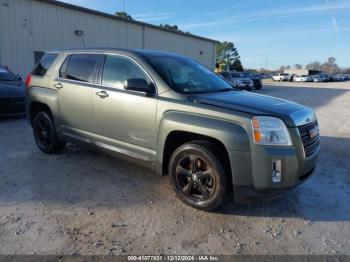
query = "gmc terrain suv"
xmin=26 ymin=49 xmax=320 ymax=211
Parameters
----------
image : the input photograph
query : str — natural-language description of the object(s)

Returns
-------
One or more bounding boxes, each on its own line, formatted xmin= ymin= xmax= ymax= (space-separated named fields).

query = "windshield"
xmin=144 ymin=56 xmax=233 ymax=94
xmin=0 ymin=68 xmax=18 ymax=81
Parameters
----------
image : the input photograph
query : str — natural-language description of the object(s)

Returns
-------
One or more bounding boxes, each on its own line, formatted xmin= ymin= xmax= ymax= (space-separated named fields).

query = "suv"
xmin=272 ymin=73 xmax=289 ymax=81
xmin=219 ymin=72 xmax=254 ymax=90
xmin=26 ymin=49 xmax=320 ymax=211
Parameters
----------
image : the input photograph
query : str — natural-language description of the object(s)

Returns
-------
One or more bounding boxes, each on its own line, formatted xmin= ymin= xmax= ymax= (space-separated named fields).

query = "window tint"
xmin=32 ymin=53 xmax=58 ymax=76
xmin=102 ymin=55 xmax=149 ymax=88
xmin=65 ymin=54 xmax=102 ymax=83
xmin=59 ymin=55 xmax=71 ymax=78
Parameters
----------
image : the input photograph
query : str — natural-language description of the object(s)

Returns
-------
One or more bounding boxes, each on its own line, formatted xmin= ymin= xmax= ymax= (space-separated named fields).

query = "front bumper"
xmin=237 ymin=82 xmax=253 ymax=89
xmin=228 ymin=129 xmax=319 ymax=203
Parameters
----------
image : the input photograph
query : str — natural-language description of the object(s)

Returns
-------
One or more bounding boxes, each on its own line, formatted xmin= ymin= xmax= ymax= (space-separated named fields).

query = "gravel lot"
xmin=0 ymin=81 xmax=349 ymax=255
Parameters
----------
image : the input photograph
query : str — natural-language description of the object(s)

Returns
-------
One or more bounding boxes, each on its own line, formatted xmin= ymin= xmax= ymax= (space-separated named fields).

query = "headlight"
xmin=251 ymin=116 xmax=292 ymax=145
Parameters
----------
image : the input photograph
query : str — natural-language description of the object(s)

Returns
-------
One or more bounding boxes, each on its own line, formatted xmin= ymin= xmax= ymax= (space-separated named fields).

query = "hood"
xmin=189 ymin=91 xmax=315 ymax=127
xmin=0 ymin=81 xmax=25 ymax=98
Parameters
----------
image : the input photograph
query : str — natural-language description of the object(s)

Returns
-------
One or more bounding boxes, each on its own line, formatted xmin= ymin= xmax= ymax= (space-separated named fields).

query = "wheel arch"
xmin=156 ymin=112 xmax=251 ymax=177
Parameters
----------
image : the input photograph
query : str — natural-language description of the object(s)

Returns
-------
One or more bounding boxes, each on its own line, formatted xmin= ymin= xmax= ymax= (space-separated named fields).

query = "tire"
xmin=168 ymin=141 xmax=228 ymax=211
xmin=33 ymin=111 xmax=65 ymax=154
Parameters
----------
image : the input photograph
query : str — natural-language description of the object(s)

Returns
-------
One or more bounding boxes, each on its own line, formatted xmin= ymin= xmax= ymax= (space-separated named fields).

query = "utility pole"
xmin=265 ymin=58 xmax=268 ymax=70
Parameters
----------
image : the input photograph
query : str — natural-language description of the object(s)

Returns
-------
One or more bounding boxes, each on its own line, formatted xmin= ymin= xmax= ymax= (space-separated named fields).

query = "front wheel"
xmin=168 ymin=141 xmax=228 ymax=211
xmin=33 ymin=111 xmax=66 ymax=154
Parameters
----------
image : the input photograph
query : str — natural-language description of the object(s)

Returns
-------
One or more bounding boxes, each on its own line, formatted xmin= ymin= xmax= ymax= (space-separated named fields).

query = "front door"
xmin=93 ymin=54 xmax=157 ymax=158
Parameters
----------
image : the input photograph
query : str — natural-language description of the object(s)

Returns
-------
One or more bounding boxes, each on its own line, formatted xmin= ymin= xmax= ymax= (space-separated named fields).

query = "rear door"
xmin=53 ymin=53 xmax=104 ymax=138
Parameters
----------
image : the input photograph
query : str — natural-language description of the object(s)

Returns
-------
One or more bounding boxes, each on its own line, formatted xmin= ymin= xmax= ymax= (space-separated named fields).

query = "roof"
xmin=46 ymin=48 xmax=189 ymax=58
xmin=36 ymin=0 xmax=219 ymax=44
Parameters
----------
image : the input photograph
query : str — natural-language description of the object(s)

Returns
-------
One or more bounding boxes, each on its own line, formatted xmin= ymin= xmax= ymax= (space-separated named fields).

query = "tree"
xmin=159 ymin=24 xmax=183 ymax=32
xmin=294 ymin=64 xmax=303 ymax=69
xmin=216 ymin=41 xmax=243 ymax=71
xmin=115 ymin=11 xmax=133 ymax=20
xmin=321 ymin=57 xmax=339 ymax=73
xmin=305 ymin=61 xmax=321 ymax=70
xmin=230 ymin=59 xmax=243 ymax=72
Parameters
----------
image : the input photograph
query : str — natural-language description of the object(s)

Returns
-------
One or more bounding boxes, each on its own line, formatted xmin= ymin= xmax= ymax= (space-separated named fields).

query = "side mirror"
xmin=16 ymin=74 xmax=22 ymax=81
xmin=124 ymin=78 xmax=155 ymax=95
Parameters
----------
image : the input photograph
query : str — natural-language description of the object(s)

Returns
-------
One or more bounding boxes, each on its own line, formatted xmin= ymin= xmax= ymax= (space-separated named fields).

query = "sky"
xmin=60 ymin=0 xmax=350 ymax=70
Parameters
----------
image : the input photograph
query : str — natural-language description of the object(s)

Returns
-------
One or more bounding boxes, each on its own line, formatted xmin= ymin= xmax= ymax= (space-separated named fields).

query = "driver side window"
xmin=102 ymin=55 xmax=149 ymax=89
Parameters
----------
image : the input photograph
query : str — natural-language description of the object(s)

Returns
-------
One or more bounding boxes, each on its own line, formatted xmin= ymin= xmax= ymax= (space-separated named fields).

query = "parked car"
xmin=26 ymin=49 xmax=319 ymax=211
xmin=337 ymin=74 xmax=347 ymax=81
xmin=272 ymin=73 xmax=289 ymax=81
xmin=219 ymin=72 xmax=254 ymax=90
xmin=242 ymin=72 xmax=262 ymax=90
xmin=294 ymin=75 xmax=313 ymax=82
xmin=0 ymin=66 xmax=25 ymax=117
xmin=216 ymin=73 xmax=239 ymax=89
xmin=311 ymin=75 xmax=327 ymax=82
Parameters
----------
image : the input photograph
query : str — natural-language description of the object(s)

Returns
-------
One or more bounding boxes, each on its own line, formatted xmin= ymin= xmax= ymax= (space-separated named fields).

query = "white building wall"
xmin=0 ymin=0 xmax=216 ymax=78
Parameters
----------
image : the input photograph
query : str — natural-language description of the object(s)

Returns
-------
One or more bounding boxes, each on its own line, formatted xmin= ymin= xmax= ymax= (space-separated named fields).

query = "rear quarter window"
xmin=32 ymin=53 xmax=58 ymax=76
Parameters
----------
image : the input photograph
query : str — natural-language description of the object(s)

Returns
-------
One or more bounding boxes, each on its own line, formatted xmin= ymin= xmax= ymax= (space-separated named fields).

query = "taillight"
xmin=25 ymin=75 xmax=32 ymax=89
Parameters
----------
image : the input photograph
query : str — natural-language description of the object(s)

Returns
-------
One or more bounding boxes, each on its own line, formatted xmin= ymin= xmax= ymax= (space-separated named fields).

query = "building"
xmin=0 ymin=0 xmax=218 ymax=78
xmin=283 ymin=69 xmax=322 ymax=76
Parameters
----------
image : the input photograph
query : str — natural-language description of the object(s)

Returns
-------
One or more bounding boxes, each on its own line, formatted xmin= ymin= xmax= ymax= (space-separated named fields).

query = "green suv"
xmin=25 ymin=49 xmax=320 ymax=211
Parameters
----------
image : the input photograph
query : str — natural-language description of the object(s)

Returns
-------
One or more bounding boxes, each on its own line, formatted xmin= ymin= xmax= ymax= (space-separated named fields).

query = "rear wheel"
xmin=168 ymin=141 xmax=228 ymax=211
xmin=33 ymin=111 xmax=65 ymax=154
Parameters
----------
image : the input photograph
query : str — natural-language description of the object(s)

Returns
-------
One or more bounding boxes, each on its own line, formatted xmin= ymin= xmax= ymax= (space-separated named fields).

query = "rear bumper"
xmin=0 ymin=100 xmax=25 ymax=116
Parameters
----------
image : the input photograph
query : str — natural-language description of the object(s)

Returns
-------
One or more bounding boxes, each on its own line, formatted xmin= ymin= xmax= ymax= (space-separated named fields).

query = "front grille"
xmin=298 ymin=121 xmax=320 ymax=158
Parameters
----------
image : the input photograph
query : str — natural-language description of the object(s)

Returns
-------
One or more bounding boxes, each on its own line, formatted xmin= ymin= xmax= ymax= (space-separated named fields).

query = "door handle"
xmin=96 ymin=90 xmax=109 ymax=98
xmin=54 ymin=83 xmax=63 ymax=89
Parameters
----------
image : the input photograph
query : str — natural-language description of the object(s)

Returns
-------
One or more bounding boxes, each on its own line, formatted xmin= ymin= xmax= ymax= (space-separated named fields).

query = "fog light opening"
xmin=272 ymin=160 xmax=282 ymax=183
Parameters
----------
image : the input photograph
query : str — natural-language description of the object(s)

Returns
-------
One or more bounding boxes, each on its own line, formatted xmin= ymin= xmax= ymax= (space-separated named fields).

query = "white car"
xmin=272 ymin=73 xmax=289 ymax=81
xmin=294 ymin=75 xmax=313 ymax=82
xmin=219 ymin=72 xmax=254 ymax=90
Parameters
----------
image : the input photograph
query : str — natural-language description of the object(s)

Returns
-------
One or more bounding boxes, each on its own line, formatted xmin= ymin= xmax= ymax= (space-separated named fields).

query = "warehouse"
xmin=283 ymin=69 xmax=322 ymax=76
xmin=0 ymin=0 xmax=218 ymax=78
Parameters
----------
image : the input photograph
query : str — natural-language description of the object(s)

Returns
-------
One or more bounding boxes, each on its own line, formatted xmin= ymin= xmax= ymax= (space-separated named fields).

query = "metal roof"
xmin=36 ymin=0 xmax=219 ymax=44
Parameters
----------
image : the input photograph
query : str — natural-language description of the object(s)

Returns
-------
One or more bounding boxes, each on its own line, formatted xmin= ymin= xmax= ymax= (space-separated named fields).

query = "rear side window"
xmin=32 ymin=53 xmax=58 ymax=76
xmin=61 ymin=54 xmax=102 ymax=83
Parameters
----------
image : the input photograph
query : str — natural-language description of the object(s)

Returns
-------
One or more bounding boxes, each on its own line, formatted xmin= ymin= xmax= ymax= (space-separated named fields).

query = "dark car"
xmin=242 ymin=72 xmax=262 ymax=90
xmin=0 ymin=66 xmax=25 ymax=117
